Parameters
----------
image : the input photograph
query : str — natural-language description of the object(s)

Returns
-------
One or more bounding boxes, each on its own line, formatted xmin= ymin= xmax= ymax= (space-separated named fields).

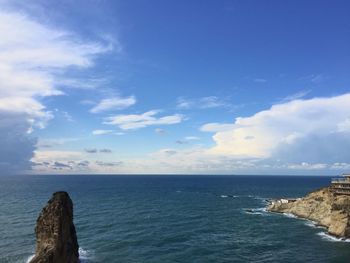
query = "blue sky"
xmin=0 ymin=0 xmax=350 ymax=174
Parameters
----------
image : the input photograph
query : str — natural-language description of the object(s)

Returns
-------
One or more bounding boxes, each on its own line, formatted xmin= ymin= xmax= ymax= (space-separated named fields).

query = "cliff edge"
xmin=29 ymin=191 xmax=79 ymax=263
xmin=267 ymin=187 xmax=350 ymax=238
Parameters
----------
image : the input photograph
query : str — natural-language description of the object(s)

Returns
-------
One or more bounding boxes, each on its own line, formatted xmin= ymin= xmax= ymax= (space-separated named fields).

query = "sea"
xmin=0 ymin=175 xmax=349 ymax=263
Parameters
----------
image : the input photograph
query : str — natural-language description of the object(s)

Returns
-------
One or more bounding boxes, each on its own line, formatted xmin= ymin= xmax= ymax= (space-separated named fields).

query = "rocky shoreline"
xmin=267 ymin=187 xmax=350 ymax=239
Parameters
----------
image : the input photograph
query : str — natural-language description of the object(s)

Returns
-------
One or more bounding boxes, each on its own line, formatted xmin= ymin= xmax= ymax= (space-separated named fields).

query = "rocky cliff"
xmin=267 ymin=187 xmax=350 ymax=238
xmin=29 ymin=191 xmax=79 ymax=263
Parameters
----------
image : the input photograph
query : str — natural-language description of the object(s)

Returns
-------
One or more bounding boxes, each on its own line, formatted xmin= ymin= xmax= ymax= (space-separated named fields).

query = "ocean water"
xmin=0 ymin=175 xmax=349 ymax=263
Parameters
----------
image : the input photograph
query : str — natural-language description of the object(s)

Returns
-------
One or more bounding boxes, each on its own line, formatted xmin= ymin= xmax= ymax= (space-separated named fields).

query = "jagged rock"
xmin=267 ymin=187 xmax=350 ymax=238
xmin=30 ymin=191 xmax=79 ymax=263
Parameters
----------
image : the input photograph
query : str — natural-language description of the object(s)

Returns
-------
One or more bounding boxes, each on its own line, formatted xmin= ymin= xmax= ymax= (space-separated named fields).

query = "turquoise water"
xmin=0 ymin=175 xmax=349 ymax=262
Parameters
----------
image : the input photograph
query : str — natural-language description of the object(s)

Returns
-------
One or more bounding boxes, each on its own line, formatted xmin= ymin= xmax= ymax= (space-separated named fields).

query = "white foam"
xmin=26 ymin=255 xmax=35 ymax=263
xmin=244 ymin=207 xmax=267 ymax=215
xmin=26 ymin=248 xmax=92 ymax=263
xmin=283 ymin=212 xmax=298 ymax=218
xmin=79 ymin=247 xmax=91 ymax=259
xmin=220 ymin=194 xmax=239 ymax=198
xmin=304 ymin=220 xmax=317 ymax=228
xmin=317 ymin=232 xmax=350 ymax=242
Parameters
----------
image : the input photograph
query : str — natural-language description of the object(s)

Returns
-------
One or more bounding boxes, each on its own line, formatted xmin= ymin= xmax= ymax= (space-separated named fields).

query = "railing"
xmin=331 ymin=178 xmax=350 ymax=183
xmin=333 ymin=189 xmax=350 ymax=195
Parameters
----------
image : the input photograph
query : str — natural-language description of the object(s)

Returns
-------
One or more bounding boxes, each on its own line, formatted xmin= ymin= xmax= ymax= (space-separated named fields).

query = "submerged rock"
xmin=267 ymin=187 xmax=350 ymax=238
xmin=30 ymin=191 xmax=79 ymax=263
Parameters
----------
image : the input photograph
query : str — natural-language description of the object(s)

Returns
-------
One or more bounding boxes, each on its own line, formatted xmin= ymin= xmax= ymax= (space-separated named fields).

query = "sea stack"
xmin=267 ymin=187 xmax=350 ymax=238
xmin=30 ymin=192 xmax=79 ymax=263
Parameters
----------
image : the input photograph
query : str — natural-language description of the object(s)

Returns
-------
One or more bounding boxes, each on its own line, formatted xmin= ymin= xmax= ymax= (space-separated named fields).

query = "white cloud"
xmin=338 ymin=119 xmax=350 ymax=133
xmin=279 ymin=90 xmax=310 ymax=103
xmin=286 ymin=162 xmax=328 ymax=170
xmin=177 ymin=96 xmax=228 ymax=110
xmin=0 ymin=10 xmax=111 ymax=126
xmin=90 ymin=95 xmax=136 ymax=113
xmin=331 ymin=163 xmax=350 ymax=170
xmin=200 ymin=123 xmax=235 ymax=132
xmin=30 ymin=93 xmax=350 ymax=175
xmin=0 ymin=8 xmax=113 ymax=173
xmin=209 ymin=93 xmax=350 ymax=160
xmin=311 ymin=74 xmax=326 ymax=83
xmin=33 ymin=150 xmax=83 ymax=162
xmin=62 ymin=111 xmax=74 ymax=122
xmin=104 ymin=110 xmax=184 ymax=130
xmin=92 ymin=129 xmax=113 ymax=135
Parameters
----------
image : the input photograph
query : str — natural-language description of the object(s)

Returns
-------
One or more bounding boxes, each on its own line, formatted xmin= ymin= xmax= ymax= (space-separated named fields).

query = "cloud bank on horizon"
xmin=1 ymin=1 xmax=350 ymax=174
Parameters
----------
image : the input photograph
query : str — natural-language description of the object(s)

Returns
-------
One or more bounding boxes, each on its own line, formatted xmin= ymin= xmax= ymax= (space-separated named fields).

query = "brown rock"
xmin=267 ymin=187 xmax=350 ymax=238
xmin=30 ymin=191 xmax=79 ymax=263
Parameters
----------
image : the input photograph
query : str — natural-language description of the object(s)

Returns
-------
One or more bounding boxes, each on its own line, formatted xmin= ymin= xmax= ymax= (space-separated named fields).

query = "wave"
xmin=282 ymin=212 xmax=298 ymax=218
xmin=303 ymin=220 xmax=317 ymax=228
xmin=302 ymin=219 xmax=326 ymax=229
xmin=246 ymin=195 xmax=268 ymax=205
xmin=317 ymin=232 xmax=350 ymax=242
xmin=79 ymin=247 xmax=94 ymax=262
xmin=244 ymin=207 xmax=268 ymax=215
xmin=26 ymin=248 xmax=92 ymax=263
xmin=220 ymin=194 xmax=238 ymax=198
xmin=26 ymin=255 xmax=34 ymax=263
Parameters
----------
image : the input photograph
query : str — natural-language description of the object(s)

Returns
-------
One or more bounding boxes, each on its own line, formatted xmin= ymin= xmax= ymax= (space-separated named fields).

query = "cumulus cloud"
xmin=32 ymin=93 xmax=350 ymax=174
xmin=0 ymin=11 xmax=110 ymax=118
xmin=208 ymin=93 xmax=350 ymax=163
xmin=90 ymin=95 xmax=136 ymax=113
xmin=0 ymin=8 xmax=111 ymax=173
xmin=104 ymin=110 xmax=184 ymax=130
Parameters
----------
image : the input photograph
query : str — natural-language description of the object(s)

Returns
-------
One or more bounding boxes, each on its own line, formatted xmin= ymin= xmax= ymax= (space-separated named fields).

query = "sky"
xmin=0 ymin=0 xmax=350 ymax=175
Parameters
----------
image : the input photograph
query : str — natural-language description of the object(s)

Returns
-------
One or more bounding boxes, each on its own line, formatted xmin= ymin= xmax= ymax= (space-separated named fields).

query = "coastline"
xmin=266 ymin=187 xmax=350 ymax=240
